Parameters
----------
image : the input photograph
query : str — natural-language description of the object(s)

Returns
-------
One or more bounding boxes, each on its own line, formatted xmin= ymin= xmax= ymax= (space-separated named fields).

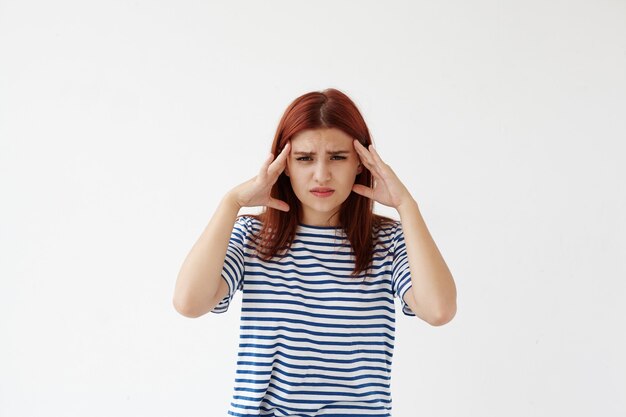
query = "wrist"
xmin=396 ymin=195 xmax=419 ymax=216
xmin=223 ymin=191 xmax=242 ymax=210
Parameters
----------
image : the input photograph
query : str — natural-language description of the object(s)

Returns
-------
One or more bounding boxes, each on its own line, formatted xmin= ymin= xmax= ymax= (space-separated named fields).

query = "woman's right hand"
xmin=229 ymin=141 xmax=291 ymax=212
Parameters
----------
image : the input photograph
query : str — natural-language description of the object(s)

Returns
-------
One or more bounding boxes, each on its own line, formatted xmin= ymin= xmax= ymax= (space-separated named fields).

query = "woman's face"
xmin=284 ymin=128 xmax=363 ymax=227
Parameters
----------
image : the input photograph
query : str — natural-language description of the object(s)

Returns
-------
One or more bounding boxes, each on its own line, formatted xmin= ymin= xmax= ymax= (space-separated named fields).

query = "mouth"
xmin=310 ymin=188 xmax=335 ymax=197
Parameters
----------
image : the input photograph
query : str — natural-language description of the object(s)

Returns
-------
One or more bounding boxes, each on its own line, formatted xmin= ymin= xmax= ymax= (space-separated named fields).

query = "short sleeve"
xmin=391 ymin=221 xmax=416 ymax=317
xmin=210 ymin=216 xmax=249 ymax=314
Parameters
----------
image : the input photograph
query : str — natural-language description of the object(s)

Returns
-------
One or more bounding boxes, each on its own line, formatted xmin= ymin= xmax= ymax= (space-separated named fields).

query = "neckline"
xmin=297 ymin=222 xmax=344 ymax=230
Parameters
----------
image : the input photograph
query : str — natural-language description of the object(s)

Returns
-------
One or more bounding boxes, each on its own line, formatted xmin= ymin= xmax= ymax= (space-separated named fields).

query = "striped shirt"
xmin=212 ymin=215 xmax=415 ymax=416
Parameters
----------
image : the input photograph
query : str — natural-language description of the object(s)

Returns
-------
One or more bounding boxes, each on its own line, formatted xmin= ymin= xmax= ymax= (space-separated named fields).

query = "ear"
xmin=356 ymin=163 xmax=363 ymax=175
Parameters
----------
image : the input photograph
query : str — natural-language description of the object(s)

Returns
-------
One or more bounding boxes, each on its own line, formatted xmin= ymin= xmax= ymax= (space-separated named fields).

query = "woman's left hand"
xmin=351 ymin=139 xmax=414 ymax=209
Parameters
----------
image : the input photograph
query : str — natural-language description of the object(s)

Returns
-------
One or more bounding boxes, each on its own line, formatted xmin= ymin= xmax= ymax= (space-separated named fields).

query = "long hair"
xmin=240 ymin=88 xmax=396 ymax=277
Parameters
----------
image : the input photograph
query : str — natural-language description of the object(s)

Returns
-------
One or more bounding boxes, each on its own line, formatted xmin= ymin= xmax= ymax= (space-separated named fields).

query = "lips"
xmin=311 ymin=188 xmax=334 ymax=198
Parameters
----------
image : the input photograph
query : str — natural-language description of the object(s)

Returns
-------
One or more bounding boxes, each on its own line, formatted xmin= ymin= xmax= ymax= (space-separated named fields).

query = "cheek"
xmin=344 ymin=163 xmax=361 ymax=176
xmin=288 ymin=172 xmax=304 ymax=188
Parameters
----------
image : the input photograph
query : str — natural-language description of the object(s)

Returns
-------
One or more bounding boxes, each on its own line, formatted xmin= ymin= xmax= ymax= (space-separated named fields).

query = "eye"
xmin=295 ymin=156 xmax=347 ymax=161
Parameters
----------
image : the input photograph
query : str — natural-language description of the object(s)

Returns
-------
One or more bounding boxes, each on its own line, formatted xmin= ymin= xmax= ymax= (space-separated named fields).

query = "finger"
xmin=353 ymin=139 xmax=367 ymax=157
xmin=367 ymin=146 xmax=388 ymax=178
xmin=368 ymin=144 xmax=385 ymax=166
xmin=353 ymin=140 xmax=376 ymax=167
xmin=354 ymin=142 xmax=382 ymax=177
xmin=267 ymin=197 xmax=290 ymax=212
xmin=268 ymin=141 xmax=290 ymax=175
xmin=352 ymin=183 xmax=374 ymax=199
xmin=258 ymin=152 xmax=274 ymax=179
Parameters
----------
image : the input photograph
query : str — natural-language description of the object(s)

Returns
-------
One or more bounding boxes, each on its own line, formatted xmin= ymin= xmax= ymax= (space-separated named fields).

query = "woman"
xmin=173 ymin=88 xmax=457 ymax=416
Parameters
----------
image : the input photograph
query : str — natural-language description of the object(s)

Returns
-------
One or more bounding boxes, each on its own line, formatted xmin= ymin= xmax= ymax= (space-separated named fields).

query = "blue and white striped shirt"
xmin=212 ymin=215 xmax=415 ymax=416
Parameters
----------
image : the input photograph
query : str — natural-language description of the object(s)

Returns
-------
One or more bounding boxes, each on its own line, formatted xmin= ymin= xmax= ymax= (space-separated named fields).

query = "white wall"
xmin=1 ymin=0 xmax=625 ymax=416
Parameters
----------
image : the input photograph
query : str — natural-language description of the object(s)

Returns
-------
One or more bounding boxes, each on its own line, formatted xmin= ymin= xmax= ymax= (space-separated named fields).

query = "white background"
xmin=1 ymin=0 xmax=625 ymax=416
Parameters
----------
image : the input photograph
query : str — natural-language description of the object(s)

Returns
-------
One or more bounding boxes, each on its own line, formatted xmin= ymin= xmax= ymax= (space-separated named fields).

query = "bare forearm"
xmin=396 ymin=197 xmax=457 ymax=323
xmin=173 ymin=192 xmax=241 ymax=316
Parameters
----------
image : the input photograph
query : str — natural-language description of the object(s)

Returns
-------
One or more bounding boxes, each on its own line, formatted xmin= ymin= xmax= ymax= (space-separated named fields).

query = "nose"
xmin=314 ymin=159 xmax=331 ymax=183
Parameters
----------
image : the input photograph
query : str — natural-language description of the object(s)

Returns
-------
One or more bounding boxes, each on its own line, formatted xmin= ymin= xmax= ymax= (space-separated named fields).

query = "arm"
xmin=397 ymin=197 xmax=457 ymax=326
xmin=173 ymin=192 xmax=241 ymax=318
xmin=350 ymin=139 xmax=456 ymax=326
xmin=173 ymin=145 xmax=292 ymax=318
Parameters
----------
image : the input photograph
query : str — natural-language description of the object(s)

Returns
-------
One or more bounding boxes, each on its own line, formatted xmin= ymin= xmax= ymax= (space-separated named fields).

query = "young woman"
xmin=173 ymin=88 xmax=457 ymax=416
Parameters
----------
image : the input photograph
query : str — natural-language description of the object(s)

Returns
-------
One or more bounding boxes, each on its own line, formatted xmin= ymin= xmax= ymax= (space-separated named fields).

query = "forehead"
xmin=290 ymin=128 xmax=354 ymax=148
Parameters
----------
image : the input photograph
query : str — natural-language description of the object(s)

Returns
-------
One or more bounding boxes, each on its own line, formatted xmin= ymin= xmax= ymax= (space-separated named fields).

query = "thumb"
xmin=268 ymin=198 xmax=290 ymax=212
xmin=352 ymin=184 xmax=373 ymax=199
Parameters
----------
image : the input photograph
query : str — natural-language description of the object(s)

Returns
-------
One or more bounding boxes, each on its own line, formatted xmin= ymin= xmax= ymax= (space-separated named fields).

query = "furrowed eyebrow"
xmin=293 ymin=150 xmax=350 ymax=156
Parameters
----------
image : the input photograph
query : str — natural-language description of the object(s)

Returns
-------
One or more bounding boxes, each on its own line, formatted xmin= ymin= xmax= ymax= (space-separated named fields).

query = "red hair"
xmin=240 ymin=88 xmax=396 ymax=278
